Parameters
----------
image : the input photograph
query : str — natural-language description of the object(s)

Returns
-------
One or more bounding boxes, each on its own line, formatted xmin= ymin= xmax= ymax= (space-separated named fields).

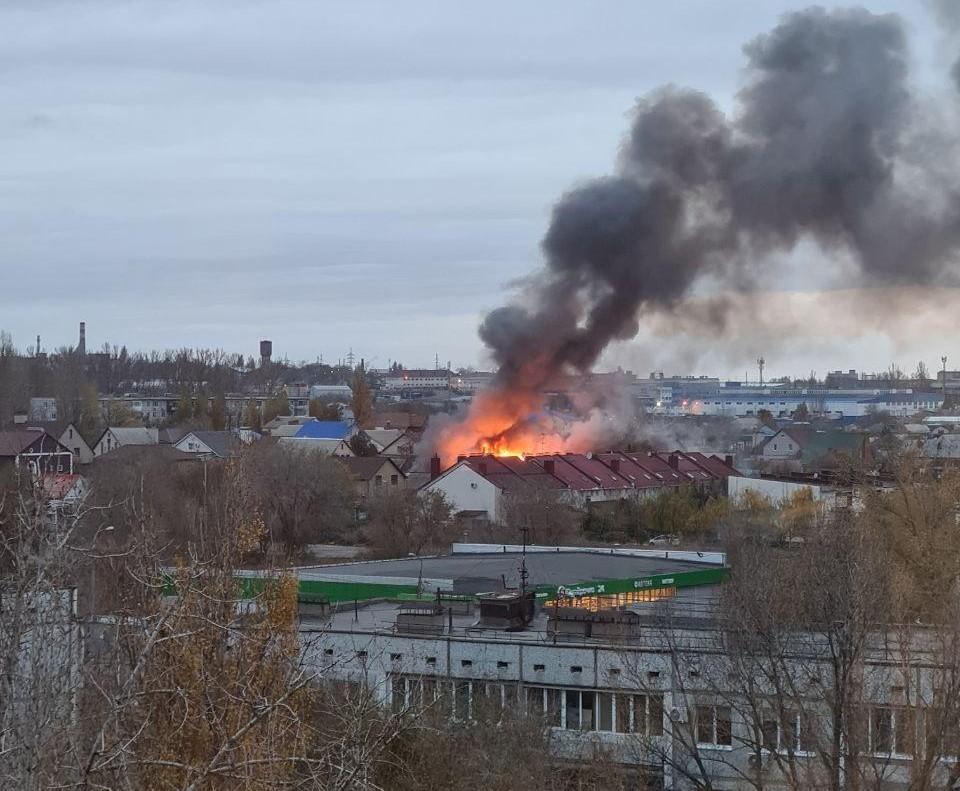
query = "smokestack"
xmin=543 ymin=458 xmax=556 ymax=475
xmin=78 ymin=322 xmax=86 ymax=357
xmin=668 ymin=453 xmax=680 ymax=470
xmin=724 ymin=454 xmax=735 ymax=469
xmin=430 ymin=455 xmax=441 ymax=480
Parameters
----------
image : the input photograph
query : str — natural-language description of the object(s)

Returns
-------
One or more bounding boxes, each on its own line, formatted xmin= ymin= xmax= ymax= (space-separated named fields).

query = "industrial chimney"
xmin=78 ymin=322 xmax=86 ymax=357
xmin=259 ymin=339 xmax=273 ymax=366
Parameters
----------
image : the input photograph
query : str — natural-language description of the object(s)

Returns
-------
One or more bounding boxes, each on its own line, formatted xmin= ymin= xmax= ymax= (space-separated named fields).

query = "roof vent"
xmin=609 ymin=458 xmax=621 ymax=473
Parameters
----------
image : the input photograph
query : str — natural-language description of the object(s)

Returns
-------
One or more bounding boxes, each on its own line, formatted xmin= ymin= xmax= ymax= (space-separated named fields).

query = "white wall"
xmin=728 ymin=475 xmax=822 ymax=505
xmin=421 ymin=464 xmax=502 ymax=522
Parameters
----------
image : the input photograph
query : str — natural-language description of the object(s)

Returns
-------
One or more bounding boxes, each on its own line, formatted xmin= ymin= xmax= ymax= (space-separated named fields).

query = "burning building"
xmin=428 ymin=7 xmax=960 ymax=465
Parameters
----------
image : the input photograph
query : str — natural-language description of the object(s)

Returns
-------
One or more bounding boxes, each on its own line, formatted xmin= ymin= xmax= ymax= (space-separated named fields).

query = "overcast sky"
xmin=1 ymin=1 xmax=955 ymax=379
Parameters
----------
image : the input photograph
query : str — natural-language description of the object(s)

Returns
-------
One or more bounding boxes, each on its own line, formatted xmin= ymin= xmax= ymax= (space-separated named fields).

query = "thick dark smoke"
xmin=481 ymin=6 xmax=960 ymax=399
xmin=932 ymin=0 xmax=960 ymax=91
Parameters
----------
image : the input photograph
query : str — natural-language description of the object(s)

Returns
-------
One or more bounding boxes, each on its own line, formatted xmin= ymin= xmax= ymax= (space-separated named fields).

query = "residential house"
xmin=174 ymin=431 xmax=242 ymax=459
xmin=93 ymin=427 xmax=160 ymax=457
xmin=337 ymin=456 xmax=407 ymax=500
xmin=0 ymin=429 xmax=74 ymax=476
xmin=262 ymin=416 xmax=319 ymax=437
xmin=422 ymin=450 xmax=741 ymax=522
xmin=274 ymin=421 xmax=362 ymax=456
xmin=922 ymin=434 xmax=960 ymax=464
xmin=759 ymin=426 xmax=870 ymax=472
xmin=366 ymin=428 xmax=416 ymax=457
xmin=31 ymin=421 xmax=95 ymax=465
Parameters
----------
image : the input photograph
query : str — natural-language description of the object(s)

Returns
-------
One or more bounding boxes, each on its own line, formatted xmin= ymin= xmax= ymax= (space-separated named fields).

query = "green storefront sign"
xmin=531 ymin=566 xmax=728 ymax=601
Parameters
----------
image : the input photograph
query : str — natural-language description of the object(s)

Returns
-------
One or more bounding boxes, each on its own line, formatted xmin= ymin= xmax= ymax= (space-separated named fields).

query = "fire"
xmin=431 ymin=386 xmax=585 ymax=466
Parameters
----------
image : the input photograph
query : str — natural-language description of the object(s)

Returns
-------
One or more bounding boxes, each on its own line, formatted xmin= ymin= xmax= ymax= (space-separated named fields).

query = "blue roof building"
xmin=294 ymin=421 xmax=355 ymax=440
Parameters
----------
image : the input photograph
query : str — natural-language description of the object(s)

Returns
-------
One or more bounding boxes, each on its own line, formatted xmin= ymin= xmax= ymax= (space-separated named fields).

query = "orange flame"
xmin=433 ymin=385 xmax=582 ymax=465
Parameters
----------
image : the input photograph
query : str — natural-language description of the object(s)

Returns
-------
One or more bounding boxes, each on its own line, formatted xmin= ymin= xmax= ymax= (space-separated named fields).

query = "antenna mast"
xmin=518 ymin=519 xmax=530 ymax=624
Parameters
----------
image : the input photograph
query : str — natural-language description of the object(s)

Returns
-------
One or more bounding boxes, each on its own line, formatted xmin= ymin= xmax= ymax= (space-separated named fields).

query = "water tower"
xmin=260 ymin=339 xmax=273 ymax=366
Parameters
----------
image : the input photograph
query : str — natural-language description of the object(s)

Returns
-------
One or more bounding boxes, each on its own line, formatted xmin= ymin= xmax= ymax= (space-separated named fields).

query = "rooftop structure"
xmin=247 ymin=544 xmax=726 ymax=610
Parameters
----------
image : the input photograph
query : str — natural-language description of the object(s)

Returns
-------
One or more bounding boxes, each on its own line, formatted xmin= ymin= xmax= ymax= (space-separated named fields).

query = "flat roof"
xmin=295 ymin=545 xmax=723 ymax=595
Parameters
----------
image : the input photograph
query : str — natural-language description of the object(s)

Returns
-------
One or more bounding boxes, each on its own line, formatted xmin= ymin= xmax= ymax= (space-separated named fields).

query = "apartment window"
xmin=762 ymin=710 xmax=813 ymax=754
xmin=565 ymin=690 xmax=595 ymax=731
xmin=635 ymin=694 xmax=664 ymax=736
xmin=391 ymin=677 xmax=406 ymax=713
xmin=870 ymin=706 xmax=916 ymax=756
xmin=696 ymin=705 xmax=732 ymax=747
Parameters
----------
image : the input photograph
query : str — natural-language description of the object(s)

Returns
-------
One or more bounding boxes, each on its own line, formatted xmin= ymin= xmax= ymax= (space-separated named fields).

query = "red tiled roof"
xmin=559 ymin=453 xmax=633 ymax=490
xmin=41 ymin=473 xmax=82 ymax=499
xmin=624 ymin=453 xmax=688 ymax=485
xmin=527 ymin=454 xmax=603 ymax=491
xmin=683 ymin=452 xmax=739 ymax=478
xmin=652 ymin=452 xmax=713 ymax=481
xmin=594 ymin=452 xmax=665 ymax=489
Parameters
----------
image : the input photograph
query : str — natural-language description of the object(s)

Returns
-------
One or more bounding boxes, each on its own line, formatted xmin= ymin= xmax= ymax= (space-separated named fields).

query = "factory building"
xmin=666 ymin=386 xmax=942 ymax=418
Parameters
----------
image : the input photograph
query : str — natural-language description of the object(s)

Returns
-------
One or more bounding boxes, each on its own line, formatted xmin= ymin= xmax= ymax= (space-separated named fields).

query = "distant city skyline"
xmin=1 ymin=0 xmax=955 ymax=378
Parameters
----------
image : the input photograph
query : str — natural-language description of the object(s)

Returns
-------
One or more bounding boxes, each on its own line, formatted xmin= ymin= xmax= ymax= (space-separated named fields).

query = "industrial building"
xmin=279 ymin=544 xmax=959 ymax=789
xmin=664 ymin=385 xmax=942 ymax=419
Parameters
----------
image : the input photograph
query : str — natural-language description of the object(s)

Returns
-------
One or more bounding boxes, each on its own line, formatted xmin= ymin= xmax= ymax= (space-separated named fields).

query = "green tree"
xmin=174 ymin=389 xmax=193 ymax=423
xmin=77 ymin=382 xmax=101 ymax=438
xmin=242 ymin=399 xmax=261 ymax=431
xmin=792 ymin=402 xmax=810 ymax=421
xmin=309 ymin=398 xmax=340 ymax=421
xmin=210 ymin=392 xmax=227 ymax=431
xmin=757 ymin=408 xmax=777 ymax=428
xmin=348 ymin=431 xmax=377 ymax=457
xmin=351 ymin=369 xmax=373 ymax=427
xmin=262 ymin=390 xmax=290 ymax=425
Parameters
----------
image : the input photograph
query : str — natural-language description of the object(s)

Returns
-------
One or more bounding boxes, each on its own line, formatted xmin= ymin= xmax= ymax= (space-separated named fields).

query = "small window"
xmin=356 ymin=650 xmax=368 ymax=659
xmin=533 ymin=663 xmax=545 ymax=672
xmin=426 ymin=656 xmax=436 ymax=666
xmin=323 ymin=648 xmax=334 ymax=656
xmin=390 ymin=474 xmax=399 ymax=485
xmin=497 ymin=661 xmax=509 ymax=669
xmin=570 ymin=665 xmax=583 ymax=674
xmin=461 ymin=659 xmax=473 ymax=668
xmin=375 ymin=475 xmax=383 ymax=486
xmin=390 ymin=653 xmax=402 ymax=661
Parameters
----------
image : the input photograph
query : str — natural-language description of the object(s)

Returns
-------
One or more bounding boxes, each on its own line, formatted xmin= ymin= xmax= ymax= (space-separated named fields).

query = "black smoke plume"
xmin=481 ymin=6 xmax=960 ymax=397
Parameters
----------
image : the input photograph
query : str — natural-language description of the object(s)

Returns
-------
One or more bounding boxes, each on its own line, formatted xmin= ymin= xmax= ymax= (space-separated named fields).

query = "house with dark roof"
xmin=337 ymin=456 xmax=407 ymax=500
xmin=174 ymin=431 xmax=243 ymax=459
xmin=0 ymin=429 xmax=74 ymax=475
xmin=760 ymin=426 xmax=870 ymax=472
xmin=28 ymin=421 xmax=95 ymax=465
xmin=93 ymin=427 xmax=159 ymax=458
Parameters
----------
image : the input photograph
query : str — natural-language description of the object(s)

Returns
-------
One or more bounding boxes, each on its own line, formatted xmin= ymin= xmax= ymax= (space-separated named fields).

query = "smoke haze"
xmin=432 ymin=5 xmax=960 ymax=460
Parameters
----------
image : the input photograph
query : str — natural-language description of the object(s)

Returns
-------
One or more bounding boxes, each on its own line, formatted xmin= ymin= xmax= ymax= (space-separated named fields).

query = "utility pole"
xmin=519 ymin=519 xmax=530 ymax=625
xmin=943 ymin=356 xmax=948 ymax=388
